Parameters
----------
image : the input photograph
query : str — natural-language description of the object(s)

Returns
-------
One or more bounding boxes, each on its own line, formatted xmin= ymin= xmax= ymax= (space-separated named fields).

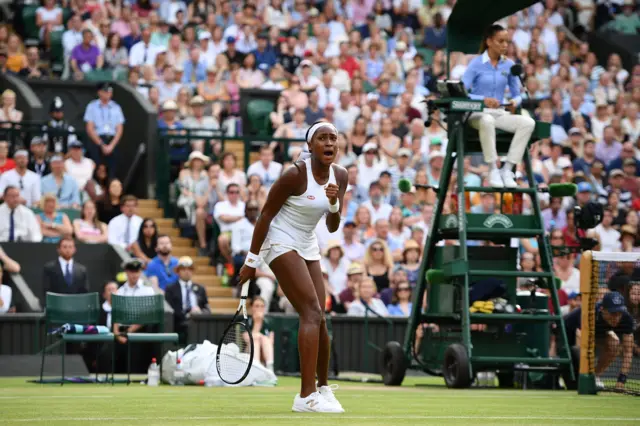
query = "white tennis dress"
xmin=260 ymin=158 xmax=337 ymax=265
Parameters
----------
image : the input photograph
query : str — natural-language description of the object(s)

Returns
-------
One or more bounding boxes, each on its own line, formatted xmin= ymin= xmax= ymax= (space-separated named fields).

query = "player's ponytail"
xmin=479 ymin=24 xmax=505 ymax=53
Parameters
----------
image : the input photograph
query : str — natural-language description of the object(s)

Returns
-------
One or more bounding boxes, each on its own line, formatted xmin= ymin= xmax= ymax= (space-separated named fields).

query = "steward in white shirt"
xmin=107 ymin=195 xmax=143 ymax=249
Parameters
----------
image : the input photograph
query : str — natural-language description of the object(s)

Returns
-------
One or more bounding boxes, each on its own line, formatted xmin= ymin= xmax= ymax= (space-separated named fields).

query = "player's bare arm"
xmin=325 ymin=165 xmax=348 ymax=233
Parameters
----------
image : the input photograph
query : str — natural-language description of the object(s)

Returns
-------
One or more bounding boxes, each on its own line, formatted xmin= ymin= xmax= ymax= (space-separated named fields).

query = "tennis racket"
xmin=216 ymin=281 xmax=254 ymax=385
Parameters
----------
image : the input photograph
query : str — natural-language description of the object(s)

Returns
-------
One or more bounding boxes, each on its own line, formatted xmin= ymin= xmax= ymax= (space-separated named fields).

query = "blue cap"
xmin=577 ymin=182 xmax=592 ymax=193
xmin=568 ymin=291 xmax=580 ymax=300
xmin=601 ymin=291 xmax=627 ymax=313
xmin=226 ymin=36 xmax=236 ymax=44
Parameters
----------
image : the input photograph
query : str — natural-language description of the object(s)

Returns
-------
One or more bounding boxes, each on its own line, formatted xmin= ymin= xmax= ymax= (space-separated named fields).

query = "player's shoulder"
xmin=332 ymin=163 xmax=348 ymax=180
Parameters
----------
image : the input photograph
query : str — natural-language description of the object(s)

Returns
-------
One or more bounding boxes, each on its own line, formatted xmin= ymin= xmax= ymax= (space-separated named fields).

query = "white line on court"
xmin=4 ymin=415 xmax=640 ymax=422
xmin=0 ymin=395 xmax=114 ymax=400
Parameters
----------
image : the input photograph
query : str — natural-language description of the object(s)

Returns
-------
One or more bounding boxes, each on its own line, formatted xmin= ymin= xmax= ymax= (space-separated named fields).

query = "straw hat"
xmin=185 ymin=151 xmax=210 ymax=168
xmin=324 ymin=240 xmax=344 ymax=257
xmin=403 ymin=239 xmax=421 ymax=254
xmin=174 ymin=256 xmax=195 ymax=271
xmin=347 ymin=263 xmax=364 ymax=276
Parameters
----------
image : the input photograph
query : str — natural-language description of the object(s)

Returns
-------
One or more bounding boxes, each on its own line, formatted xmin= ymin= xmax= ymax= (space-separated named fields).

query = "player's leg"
xmin=305 ymin=260 xmax=330 ymax=387
xmin=269 ymin=251 xmax=323 ymax=398
xmin=251 ymin=332 xmax=263 ymax=365
xmin=260 ymin=334 xmax=274 ymax=371
xmin=595 ymin=333 xmax=621 ymax=376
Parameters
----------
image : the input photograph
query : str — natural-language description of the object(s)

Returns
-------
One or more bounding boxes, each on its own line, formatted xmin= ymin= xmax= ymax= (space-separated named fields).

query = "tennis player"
xmin=462 ymin=24 xmax=536 ymax=189
xmin=239 ymin=121 xmax=347 ymax=413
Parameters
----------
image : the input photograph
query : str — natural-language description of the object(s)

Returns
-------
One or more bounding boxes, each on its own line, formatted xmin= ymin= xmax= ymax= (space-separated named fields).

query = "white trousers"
xmin=468 ymin=109 xmax=536 ymax=164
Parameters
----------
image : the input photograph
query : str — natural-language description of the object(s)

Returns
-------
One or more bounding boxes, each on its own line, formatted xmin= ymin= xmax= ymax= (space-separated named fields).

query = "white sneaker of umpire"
xmin=292 ymin=392 xmax=342 ymax=413
xmin=318 ymin=384 xmax=345 ymax=413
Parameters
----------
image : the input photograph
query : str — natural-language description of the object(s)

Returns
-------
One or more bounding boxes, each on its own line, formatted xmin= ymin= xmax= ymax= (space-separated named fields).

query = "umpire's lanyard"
xmin=100 ymin=104 xmax=112 ymax=136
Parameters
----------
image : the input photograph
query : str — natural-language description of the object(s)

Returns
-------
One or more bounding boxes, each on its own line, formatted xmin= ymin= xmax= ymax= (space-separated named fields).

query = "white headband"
xmin=306 ymin=122 xmax=338 ymax=143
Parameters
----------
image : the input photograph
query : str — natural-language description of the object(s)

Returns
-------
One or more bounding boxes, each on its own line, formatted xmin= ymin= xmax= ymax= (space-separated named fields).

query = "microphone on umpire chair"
xmin=510 ymin=64 xmax=531 ymax=104
xmin=398 ymin=178 xmax=433 ymax=193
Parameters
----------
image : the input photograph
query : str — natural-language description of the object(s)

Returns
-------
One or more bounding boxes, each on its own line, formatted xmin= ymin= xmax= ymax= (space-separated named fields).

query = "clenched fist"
xmin=325 ymin=183 xmax=339 ymax=205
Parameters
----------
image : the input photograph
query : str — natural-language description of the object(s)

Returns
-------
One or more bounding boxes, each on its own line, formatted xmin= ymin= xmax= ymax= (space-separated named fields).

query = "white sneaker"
xmin=318 ymin=384 xmax=345 ymax=413
xmin=596 ymin=377 xmax=605 ymax=390
xmin=500 ymin=169 xmax=517 ymax=188
xmin=292 ymin=391 xmax=343 ymax=413
xmin=489 ymin=168 xmax=504 ymax=188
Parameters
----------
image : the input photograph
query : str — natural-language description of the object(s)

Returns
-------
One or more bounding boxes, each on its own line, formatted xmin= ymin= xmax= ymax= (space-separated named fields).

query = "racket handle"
xmin=240 ymin=281 xmax=250 ymax=298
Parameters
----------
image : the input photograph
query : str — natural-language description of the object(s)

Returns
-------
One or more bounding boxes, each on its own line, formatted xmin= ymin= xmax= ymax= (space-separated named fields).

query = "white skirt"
xmin=259 ymin=238 xmax=321 ymax=266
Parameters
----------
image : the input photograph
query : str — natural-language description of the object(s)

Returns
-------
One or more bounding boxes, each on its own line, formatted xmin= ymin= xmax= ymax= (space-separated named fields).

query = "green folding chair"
xmin=111 ymin=294 xmax=179 ymax=384
xmin=39 ymin=292 xmax=115 ymax=385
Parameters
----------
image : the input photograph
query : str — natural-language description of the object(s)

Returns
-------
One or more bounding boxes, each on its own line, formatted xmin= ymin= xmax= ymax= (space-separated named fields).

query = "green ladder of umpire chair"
xmin=111 ymin=294 xmax=179 ymax=384
xmin=39 ymin=292 xmax=115 ymax=384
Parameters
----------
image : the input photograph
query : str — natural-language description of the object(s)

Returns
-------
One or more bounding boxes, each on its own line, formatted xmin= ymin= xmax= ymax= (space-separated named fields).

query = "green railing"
xmin=155 ymin=129 xmax=305 ymax=218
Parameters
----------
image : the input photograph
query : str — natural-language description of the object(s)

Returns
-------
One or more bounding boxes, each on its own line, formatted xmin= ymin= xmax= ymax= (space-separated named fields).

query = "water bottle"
xmin=147 ymin=358 xmax=160 ymax=386
xmin=221 ymin=268 xmax=229 ymax=287
xmin=173 ymin=358 xmax=185 ymax=386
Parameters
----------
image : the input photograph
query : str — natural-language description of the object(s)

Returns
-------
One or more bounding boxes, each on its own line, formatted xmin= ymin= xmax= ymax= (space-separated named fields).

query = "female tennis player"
xmin=462 ymin=24 xmax=536 ymax=189
xmin=239 ymin=121 xmax=347 ymax=413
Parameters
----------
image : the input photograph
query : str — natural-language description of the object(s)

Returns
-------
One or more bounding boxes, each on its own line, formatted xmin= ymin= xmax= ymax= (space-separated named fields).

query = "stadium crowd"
xmin=0 ymin=0 xmax=639 ymax=326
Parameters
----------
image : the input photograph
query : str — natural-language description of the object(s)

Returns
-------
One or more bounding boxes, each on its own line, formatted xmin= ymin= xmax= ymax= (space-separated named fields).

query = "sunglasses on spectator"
xmin=372 ymin=246 xmax=383 ymax=252
xmin=228 ymin=190 xmax=240 ymax=194
xmin=398 ymin=287 xmax=410 ymax=292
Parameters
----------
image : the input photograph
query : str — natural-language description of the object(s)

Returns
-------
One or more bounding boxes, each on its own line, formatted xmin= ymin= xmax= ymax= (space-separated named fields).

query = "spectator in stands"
xmin=0 ymin=89 xmax=23 ymax=127
xmin=70 ymin=29 xmax=104 ymax=80
xmin=596 ymin=126 xmax=623 ymax=167
xmin=594 ymin=208 xmax=622 ymax=252
xmin=247 ymin=296 xmax=275 ymax=371
xmin=145 ymin=234 xmax=179 ymax=292
xmin=73 ymin=200 xmax=108 ymax=244
xmin=42 ymin=97 xmax=78 ymax=154
xmin=182 ymin=95 xmax=220 ymax=154
xmin=602 ymin=0 xmax=640 ymax=34
xmin=0 ymin=150 xmax=41 ymax=208
xmin=217 ymin=152 xmax=246 ymax=195
xmin=321 ymin=240 xmax=350 ymax=296
xmin=401 ymin=240 xmax=421 ymax=287
xmin=65 ymin=140 xmax=96 ymax=192
xmin=176 ymin=150 xmax=209 ymax=239
xmin=28 ymin=137 xmax=50 ymax=178
xmin=42 ymin=237 xmax=89 ymax=300
xmin=40 ymin=155 xmax=81 ymax=209
xmin=363 ymin=180 xmax=393 ymax=223
xmin=129 ymin=25 xmax=162 ymax=68
xmin=182 ymin=46 xmax=207 ymax=88
xmin=387 ymin=281 xmax=412 ymax=317
xmin=0 ymin=186 xmax=42 ymax=242
xmin=0 ymin=141 xmax=15 ymax=174
xmin=107 ymin=194 xmax=143 ymax=250
xmin=347 ymin=277 xmax=389 ymax=317
xmin=164 ymin=255 xmax=209 ymax=343
xmin=5 ymin=35 xmax=25 ymax=74
xmin=36 ymin=193 xmax=73 ymax=244
xmin=130 ymin=218 xmax=159 ymax=265
xmin=155 ymin=65 xmax=182 ymax=104
xmin=364 ymin=239 xmax=393 ymax=292
xmin=18 ymin=47 xmax=48 ymax=79
xmin=62 ymin=14 xmax=83 ymax=61
xmin=103 ymin=32 xmax=129 ymax=74
xmin=97 ymin=176 xmax=122 ymax=222
xmin=84 ymin=82 xmax=125 ymax=178
xmin=214 ymin=182 xmax=246 ymax=266
xmin=85 ymin=163 xmax=109 ymax=203
xmin=246 ymin=145 xmax=282 ymax=190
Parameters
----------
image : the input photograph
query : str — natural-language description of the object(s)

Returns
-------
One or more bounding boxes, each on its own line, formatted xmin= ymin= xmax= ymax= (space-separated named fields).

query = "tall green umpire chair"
xmin=39 ymin=292 xmax=115 ymax=384
xmin=111 ymin=294 xmax=179 ymax=384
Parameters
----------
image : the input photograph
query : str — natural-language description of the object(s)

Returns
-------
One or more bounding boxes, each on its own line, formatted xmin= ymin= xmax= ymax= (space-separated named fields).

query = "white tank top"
xmin=267 ymin=158 xmax=337 ymax=248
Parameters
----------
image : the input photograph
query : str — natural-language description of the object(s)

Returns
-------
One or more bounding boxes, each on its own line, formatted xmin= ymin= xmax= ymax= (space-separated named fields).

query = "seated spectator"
xmin=130 ymin=218 xmax=159 ymax=265
xmin=0 ymin=89 xmax=23 ymax=127
xmin=593 ymin=208 xmax=622 ymax=252
xmin=128 ymin=25 xmax=161 ymax=68
xmin=247 ymin=296 xmax=275 ymax=371
xmin=37 ymin=193 xmax=74 ymax=244
xmin=243 ymin=175 xmax=268 ymax=210
xmin=0 ymin=186 xmax=42 ymax=242
xmin=214 ymin=183 xmax=246 ymax=266
xmin=363 ymin=180 xmax=393 ymax=223
xmin=85 ymin=163 xmax=109 ymax=203
xmin=73 ymin=200 xmax=108 ymax=244
xmin=176 ymin=150 xmax=209 ymax=230
xmin=347 ymin=277 xmax=389 ymax=317
xmin=5 ymin=34 xmax=26 ymax=73
xmin=107 ymin=195 xmax=143 ymax=250
xmin=103 ymin=32 xmax=128 ymax=73
xmin=181 ymin=95 xmax=220 ymax=154
xmin=0 ymin=141 xmax=15 ymax=174
xmin=164 ymin=256 xmax=210 ymax=344
xmin=97 ymin=177 xmax=122 ymax=223
xmin=145 ymin=234 xmax=179 ymax=292
xmin=553 ymin=253 xmax=580 ymax=295
xmin=18 ymin=47 xmax=48 ymax=79
xmin=155 ymin=65 xmax=182 ymax=104
xmin=246 ymin=145 xmax=282 ymax=190
xmin=42 ymin=237 xmax=88 ymax=299
xmin=157 ymin=100 xmax=188 ymax=161
xmin=338 ymin=262 xmax=365 ymax=312
xmin=0 ymin=150 xmax=41 ymax=207
xmin=41 ymin=155 xmax=81 ymax=209
xmin=181 ymin=46 xmax=207 ymax=88
xmin=363 ymin=239 xmax=393 ymax=291
xmin=387 ymin=281 xmax=412 ymax=317
xmin=28 ymin=137 xmax=50 ymax=177
xmin=401 ymin=240 xmax=421 ymax=288
xmin=217 ymin=153 xmax=247 ymax=196
xmin=65 ymin=140 xmax=96 ymax=193
xmin=62 ymin=14 xmax=83 ymax=60
xmin=320 ymin=240 xmax=351 ymax=296
xmin=70 ymin=29 xmax=104 ymax=80
xmin=601 ymin=1 xmax=640 ymax=35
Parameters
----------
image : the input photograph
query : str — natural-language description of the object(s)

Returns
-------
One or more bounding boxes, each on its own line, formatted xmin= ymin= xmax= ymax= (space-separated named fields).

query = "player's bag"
xmin=161 ymin=340 xmax=277 ymax=387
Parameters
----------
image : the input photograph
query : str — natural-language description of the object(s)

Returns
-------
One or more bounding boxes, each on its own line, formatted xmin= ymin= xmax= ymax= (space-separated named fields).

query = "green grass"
xmin=0 ymin=376 xmax=639 ymax=425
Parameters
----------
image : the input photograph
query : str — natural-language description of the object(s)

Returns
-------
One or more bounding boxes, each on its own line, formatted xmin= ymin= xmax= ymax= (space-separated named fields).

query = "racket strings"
xmin=218 ymin=322 xmax=252 ymax=384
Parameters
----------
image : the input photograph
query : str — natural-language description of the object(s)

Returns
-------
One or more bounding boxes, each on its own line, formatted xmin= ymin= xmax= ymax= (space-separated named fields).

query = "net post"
xmin=578 ymin=250 xmax=597 ymax=395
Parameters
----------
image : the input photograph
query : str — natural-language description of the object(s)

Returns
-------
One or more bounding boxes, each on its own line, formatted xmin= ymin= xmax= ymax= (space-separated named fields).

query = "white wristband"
xmin=244 ymin=252 xmax=262 ymax=268
xmin=328 ymin=200 xmax=339 ymax=213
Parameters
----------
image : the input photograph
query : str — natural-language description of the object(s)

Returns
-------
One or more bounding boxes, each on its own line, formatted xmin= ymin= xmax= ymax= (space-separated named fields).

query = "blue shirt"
xmin=252 ymin=47 xmax=277 ymax=69
xmin=83 ymin=100 xmax=125 ymax=137
xmin=145 ymin=256 xmax=179 ymax=290
xmin=181 ymin=60 xmax=207 ymax=86
xmin=462 ymin=51 xmax=522 ymax=106
xmin=41 ymin=173 xmax=81 ymax=207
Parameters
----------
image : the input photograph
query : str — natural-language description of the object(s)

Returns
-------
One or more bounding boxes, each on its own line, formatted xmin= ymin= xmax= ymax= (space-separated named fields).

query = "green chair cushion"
xmin=22 ymin=6 xmax=39 ymax=41
xmin=127 ymin=333 xmax=179 ymax=343
xmin=62 ymin=333 xmax=114 ymax=342
xmin=246 ymin=99 xmax=274 ymax=136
